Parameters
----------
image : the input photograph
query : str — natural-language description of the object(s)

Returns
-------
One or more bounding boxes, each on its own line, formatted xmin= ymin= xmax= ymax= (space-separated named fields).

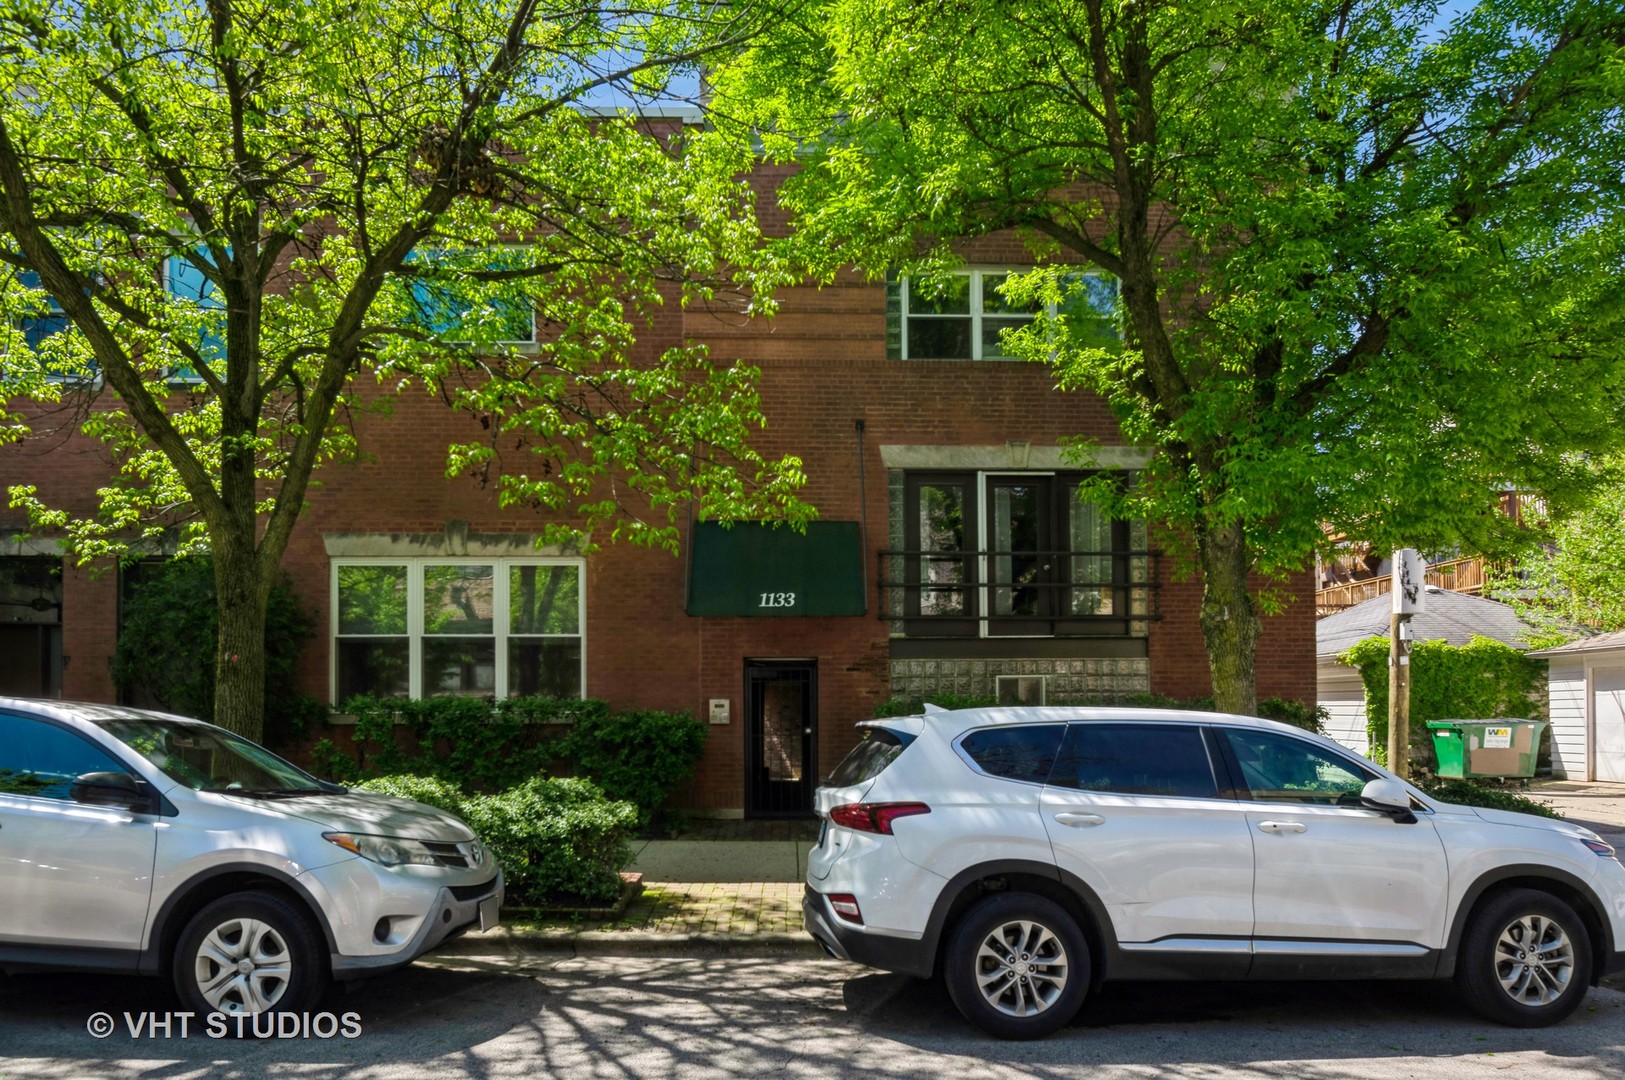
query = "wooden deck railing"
xmin=1315 ymin=557 xmax=1495 ymax=617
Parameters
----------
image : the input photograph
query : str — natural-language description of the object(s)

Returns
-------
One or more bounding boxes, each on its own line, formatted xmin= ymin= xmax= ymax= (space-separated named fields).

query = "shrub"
xmin=459 ymin=777 xmax=637 ymax=903
xmin=354 ymin=774 xmax=637 ymax=904
xmin=354 ymin=774 xmax=465 ymax=816
xmin=873 ymin=694 xmax=996 ymax=717
xmin=1341 ymin=635 xmax=1546 ymax=770
xmin=325 ymin=694 xmax=590 ymax=790
xmin=1255 ymin=698 xmax=1329 ymax=736
xmin=1420 ymin=779 xmax=1562 ymax=820
xmin=557 ymin=708 xmax=707 ymax=824
xmin=112 ymin=556 xmax=316 ymax=747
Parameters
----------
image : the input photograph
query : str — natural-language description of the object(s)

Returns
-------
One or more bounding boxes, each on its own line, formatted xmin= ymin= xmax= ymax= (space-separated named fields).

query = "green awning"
xmin=687 ymin=521 xmax=866 ymax=617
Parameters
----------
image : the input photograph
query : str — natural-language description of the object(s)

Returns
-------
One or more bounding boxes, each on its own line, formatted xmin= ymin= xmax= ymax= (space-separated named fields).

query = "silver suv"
xmin=0 ymin=698 xmax=503 ymax=1015
xmin=804 ymin=706 xmax=1625 ymax=1038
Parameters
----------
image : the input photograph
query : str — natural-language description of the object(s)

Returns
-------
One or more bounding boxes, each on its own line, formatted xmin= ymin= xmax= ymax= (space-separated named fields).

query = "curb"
xmin=438 ymin=927 xmax=825 ymax=960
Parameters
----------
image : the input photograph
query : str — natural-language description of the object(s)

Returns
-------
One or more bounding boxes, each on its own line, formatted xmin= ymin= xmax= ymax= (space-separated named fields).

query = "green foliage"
xmin=356 ymin=774 xmax=637 ymax=903
xmin=1420 ymin=779 xmax=1562 ymax=821
xmin=557 ymin=709 xmax=708 ymax=824
xmin=461 ymin=777 xmax=638 ymax=904
xmin=1489 ymin=457 xmax=1625 ymax=644
xmin=111 ymin=557 xmax=318 ymax=747
xmin=1342 ymin=636 xmax=1546 ymax=770
xmin=1 ymin=0 xmax=810 ymax=741
xmin=1253 ymin=699 xmax=1330 ymax=736
xmin=314 ymin=696 xmax=701 ymax=824
xmin=873 ymin=693 xmax=996 ymax=717
xmin=352 ymin=774 xmax=466 ymax=816
xmin=324 ymin=694 xmax=593 ymax=791
xmin=711 ymin=0 xmax=1625 ymax=711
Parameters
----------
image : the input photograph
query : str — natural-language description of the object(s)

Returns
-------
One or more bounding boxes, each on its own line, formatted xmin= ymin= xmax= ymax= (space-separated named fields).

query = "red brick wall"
xmin=0 ymin=204 xmax=1318 ymax=812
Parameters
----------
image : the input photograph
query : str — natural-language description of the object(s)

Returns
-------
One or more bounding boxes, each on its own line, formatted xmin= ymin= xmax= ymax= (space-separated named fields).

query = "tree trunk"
xmin=212 ymin=538 xmax=270 ymax=743
xmin=1196 ymin=519 xmax=1260 ymax=716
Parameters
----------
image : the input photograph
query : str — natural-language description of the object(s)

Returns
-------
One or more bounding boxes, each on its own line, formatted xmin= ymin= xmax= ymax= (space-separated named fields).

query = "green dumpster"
xmin=1426 ymin=719 xmax=1548 ymax=779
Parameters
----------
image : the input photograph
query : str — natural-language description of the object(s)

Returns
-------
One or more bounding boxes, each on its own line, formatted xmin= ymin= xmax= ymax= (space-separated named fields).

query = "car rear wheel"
xmin=1455 ymin=887 xmax=1592 ymax=1027
xmin=173 ymin=892 xmax=328 ymax=1019
xmin=944 ymin=892 xmax=1089 ymax=1039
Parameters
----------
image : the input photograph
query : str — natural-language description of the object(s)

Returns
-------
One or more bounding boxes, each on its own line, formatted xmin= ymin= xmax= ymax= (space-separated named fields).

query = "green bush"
xmin=460 ymin=777 xmax=637 ymax=903
xmin=1342 ymin=635 xmax=1546 ymax=770
xmin=1255 ymin=698 xmax=1329 ymax=736
xmin=355 ymin=774 xmax=637 ymax=904
xmin=557 ymin=708 xmax=707 ymax=824
xmin=353 ymin=774 xmax=465 ymax=816
xmin=1420 ymin=778 xmax=1562 ymax=820
xmin=112 ymin=556 xmax=317 ymax=747
xmin=873 ymin=694 xmax=996 ymax=717
xmin=325 ymin=694 xmax=591 ymax=790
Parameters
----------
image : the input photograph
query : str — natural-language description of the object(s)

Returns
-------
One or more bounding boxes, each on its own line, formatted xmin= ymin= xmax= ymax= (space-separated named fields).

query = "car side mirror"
xmin=70 ymin=771 xmax=156 ymax=813
xmin=1359 ymin=778 xmax=1417 ymax=824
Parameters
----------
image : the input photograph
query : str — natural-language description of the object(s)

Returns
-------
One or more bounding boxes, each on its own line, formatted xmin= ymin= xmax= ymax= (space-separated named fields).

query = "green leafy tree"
xmin=1490 ymin=458 xmax=1625 ymax=645
xmin=712 ymin=0 xmax=1625 ymax=712
xmin=0 ymin=0 xmax=809 ymax=740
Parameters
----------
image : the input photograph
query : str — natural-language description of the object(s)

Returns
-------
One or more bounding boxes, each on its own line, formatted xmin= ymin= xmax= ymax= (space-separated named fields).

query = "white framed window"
xmin=331 ymin=557 xmax=584 ymax=703
xmin=886 ymin=268 xmax=1118 ymax=361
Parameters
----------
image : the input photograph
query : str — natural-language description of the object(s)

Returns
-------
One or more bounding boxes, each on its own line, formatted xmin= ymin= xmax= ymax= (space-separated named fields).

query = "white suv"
xmin=0 ymin=699 xmax=503 ymax=1016
xmin=804 ymin=706 xmax=1625 ymax=1038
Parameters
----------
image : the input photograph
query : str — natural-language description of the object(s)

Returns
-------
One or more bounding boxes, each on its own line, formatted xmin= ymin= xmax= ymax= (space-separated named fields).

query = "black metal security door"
xmin=745 ymin=661 xmax=816 ymax=817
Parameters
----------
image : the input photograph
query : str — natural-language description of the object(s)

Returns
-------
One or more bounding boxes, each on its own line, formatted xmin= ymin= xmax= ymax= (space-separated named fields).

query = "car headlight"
xmin=324 ymin=832 xmax=440 ymax=867
xmin=1580 ymin=837 xmax=1618 ymax=860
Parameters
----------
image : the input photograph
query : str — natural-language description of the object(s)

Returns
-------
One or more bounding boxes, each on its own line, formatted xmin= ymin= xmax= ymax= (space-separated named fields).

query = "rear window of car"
xmin=827 ymin=727 xmax=913 ymax=787
xmin=958 ymin=724 xmax=1066 ymax=784
xmin=1050 ymin=723 xmax=1218 ymax=798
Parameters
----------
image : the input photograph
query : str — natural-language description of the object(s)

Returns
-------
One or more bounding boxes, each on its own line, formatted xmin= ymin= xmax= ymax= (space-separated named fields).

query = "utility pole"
xmin=1387 ymin=549 xmax=1425 ymax=779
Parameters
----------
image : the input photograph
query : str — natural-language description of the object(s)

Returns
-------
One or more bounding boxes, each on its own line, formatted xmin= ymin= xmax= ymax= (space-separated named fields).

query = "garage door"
xmin=1596 ymin=667 xmax=1625 ymax=783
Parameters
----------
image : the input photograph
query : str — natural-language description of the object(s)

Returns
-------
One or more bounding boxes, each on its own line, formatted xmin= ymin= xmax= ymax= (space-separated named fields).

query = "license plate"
xmin=818 ymin=817 xmax=828 ymax=847
xmin=477 ymin=894 xmax=501 ymax=932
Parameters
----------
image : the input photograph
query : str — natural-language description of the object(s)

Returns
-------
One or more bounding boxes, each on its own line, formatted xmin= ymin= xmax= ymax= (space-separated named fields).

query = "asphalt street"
xmin=3 ymin=953 xmax=1623 ymax=1079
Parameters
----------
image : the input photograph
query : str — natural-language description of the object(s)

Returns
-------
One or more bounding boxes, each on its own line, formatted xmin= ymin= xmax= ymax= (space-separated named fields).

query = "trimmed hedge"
xmin=556 ymin=708 xmax=707 ymax=824
xmin=356 ymin=774 xmax=637 ymax=903
xmin=312 ymin=695 xmax=708 ymax=824
xmin=1420 ymin=778 xmax=1562 ymax=820
xmin=1341 ymin=635 xmax=1545 ymax=770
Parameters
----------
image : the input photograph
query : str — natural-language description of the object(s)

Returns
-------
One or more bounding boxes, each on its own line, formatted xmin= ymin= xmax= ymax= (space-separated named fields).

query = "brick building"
xmin=1 ymin=170 xmax=1315 ymax=818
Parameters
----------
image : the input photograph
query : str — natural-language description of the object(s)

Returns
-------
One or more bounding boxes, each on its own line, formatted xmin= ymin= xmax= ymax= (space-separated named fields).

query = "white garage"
xmin=1529 ymin=631 xmax=1625 ymax=783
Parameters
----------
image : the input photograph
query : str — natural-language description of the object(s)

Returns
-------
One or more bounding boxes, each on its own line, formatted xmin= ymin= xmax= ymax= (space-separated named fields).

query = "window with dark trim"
xmin=889 ymin=470 xmax=1151 ymax=638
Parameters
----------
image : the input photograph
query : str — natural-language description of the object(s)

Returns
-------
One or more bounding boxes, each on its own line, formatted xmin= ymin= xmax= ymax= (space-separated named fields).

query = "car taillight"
xmin=828 ymin=801 xmax=931 ymax=834
xmin=828 ymin=893 xmax=864 ymax=924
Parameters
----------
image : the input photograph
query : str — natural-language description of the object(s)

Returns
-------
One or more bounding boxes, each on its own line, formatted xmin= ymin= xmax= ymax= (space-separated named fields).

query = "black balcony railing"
xmin=878 ymin=548 xmax=1161 ymax=638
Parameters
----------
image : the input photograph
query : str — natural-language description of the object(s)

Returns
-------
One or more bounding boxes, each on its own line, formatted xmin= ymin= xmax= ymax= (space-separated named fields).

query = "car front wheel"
xmin=1455 ymin=887 xmax=1592 ymax=1027
xmin=173 ymin=892 xmax=328 ymax=1018
xmin=943 ymin=892 xmax=1090 ymax=1039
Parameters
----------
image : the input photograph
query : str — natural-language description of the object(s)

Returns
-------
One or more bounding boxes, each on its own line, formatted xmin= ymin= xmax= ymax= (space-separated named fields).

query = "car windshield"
xmin=95 ymin=717 xmax=327 ymax=794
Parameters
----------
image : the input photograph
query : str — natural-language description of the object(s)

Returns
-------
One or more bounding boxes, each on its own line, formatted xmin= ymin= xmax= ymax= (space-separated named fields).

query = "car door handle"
xmin=1054 ymin=812 xmax=1105 ymax=828
xmin=1257 ymin=820 xmax=1307 ymax=834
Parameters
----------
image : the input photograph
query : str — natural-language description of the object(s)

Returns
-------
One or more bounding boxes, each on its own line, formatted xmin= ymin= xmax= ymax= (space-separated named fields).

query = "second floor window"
xmin=886 ymin=269 xmax=1118 ymax=361
xmin=886 ymin=470 xmax=1154 ymax=638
